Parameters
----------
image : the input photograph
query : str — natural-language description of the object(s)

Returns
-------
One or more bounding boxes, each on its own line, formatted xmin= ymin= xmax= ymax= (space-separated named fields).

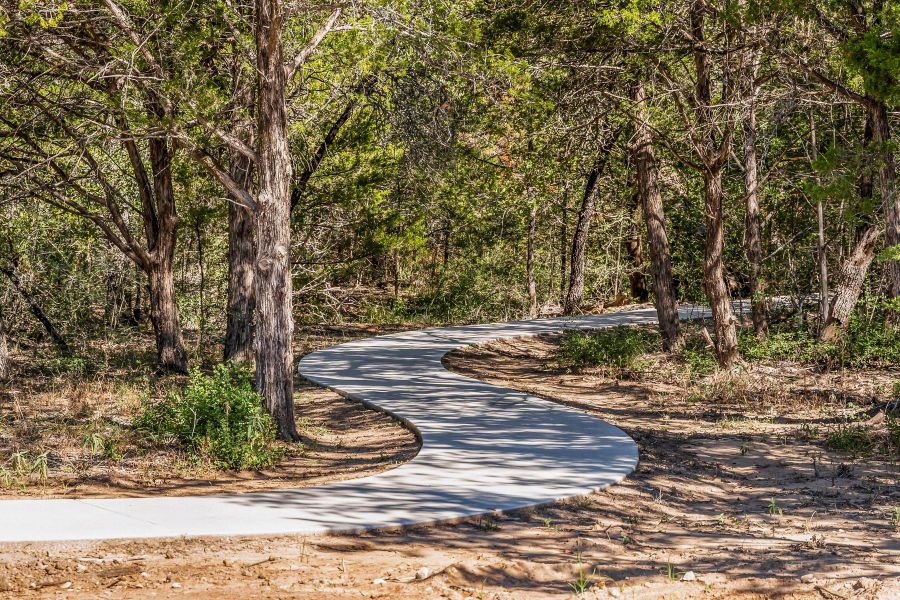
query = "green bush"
xmin=826 ymin=423 xmax=877 ymax=456
xmin=737 ymin=311 xmax=900 ymax=369
xmin=558 ymin=327 xmax=658 ymax=375
xmin=136 ymin=364 xmax=284 ymax=470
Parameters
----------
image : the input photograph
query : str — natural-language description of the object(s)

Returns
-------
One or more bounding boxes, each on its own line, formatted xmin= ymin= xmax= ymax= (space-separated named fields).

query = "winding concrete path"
xmin=0 ymin=305 xmax=714 ymax=542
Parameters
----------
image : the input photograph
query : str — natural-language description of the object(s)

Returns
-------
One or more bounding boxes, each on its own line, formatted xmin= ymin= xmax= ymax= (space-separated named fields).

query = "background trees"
xmin=0 ymin=0 xmax=896 ymax=433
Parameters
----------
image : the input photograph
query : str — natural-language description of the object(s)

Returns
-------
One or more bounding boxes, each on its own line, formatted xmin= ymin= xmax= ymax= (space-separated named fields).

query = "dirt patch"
xmin=0 ymin=332 xmax=898 ymax=599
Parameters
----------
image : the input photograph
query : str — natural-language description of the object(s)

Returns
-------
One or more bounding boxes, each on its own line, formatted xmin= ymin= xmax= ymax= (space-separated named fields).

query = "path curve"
xmin=0 ymin=305 xmax=714 ymax=542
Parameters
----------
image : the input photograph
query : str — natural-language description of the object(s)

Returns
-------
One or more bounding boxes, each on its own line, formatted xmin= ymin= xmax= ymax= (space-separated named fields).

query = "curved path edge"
xmin=0 ymin=304 xmax=728 ymax=542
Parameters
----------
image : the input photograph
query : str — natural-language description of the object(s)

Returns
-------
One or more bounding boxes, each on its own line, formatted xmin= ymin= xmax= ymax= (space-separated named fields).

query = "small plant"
xmin=665 ymin=559 xmax=683 ymax=580
xmin=6 ymin=450 xmax=49 ymax=481
xmin=568 ymin=552 xmax=597 ymax=596
xmin=891 ymin=507 xmax=900 ymax=531
xmin=136 ymin=364 xmax=284 ymax=470
xmin=83 ymin=432 xmax=106 ymax=455
xmin=767 ymin=498 xmax=783 ymax=516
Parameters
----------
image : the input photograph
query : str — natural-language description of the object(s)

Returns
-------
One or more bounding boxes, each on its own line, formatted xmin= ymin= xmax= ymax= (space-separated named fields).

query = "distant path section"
xmin=0 ymin=305 xmax=717 ymax=542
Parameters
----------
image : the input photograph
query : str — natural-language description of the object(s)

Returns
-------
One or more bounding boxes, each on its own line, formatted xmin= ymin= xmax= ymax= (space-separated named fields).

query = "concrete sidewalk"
xmin=0 ymin=306 xmax=715 ymax=542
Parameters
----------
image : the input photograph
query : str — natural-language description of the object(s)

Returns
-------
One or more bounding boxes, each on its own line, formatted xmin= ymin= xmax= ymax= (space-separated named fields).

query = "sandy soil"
xmin=0 ymin=333 xmax=898 ymax=599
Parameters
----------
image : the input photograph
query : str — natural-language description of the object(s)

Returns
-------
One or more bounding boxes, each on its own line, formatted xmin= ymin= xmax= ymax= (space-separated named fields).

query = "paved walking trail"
xmin=0 ymin=305 xmax=712 ymax=542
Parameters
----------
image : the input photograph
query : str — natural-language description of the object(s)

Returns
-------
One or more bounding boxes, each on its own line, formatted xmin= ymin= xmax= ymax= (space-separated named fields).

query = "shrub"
xmin=136 ymin=364 xmax=284 ymax=470
xmin=826 ymin=423 xmax=877 ymax=456
xmin=558 ymin=327 xmax=658 ymax=376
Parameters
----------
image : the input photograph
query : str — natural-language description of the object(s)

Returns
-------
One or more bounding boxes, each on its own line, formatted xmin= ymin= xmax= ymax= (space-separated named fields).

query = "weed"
xmin=5 ymin=450 xmax=49 ymax=481
xmin=890 ymin=507 xmax=900 ymax=531
xmin=568 ymin=551 xmax=597 ymax=596
xmin=665 ymin=559 xmax=683 ymax=580
xmin=83 ymin=432 xmax=106 ymax=455
xmin=768 ymin=498 xmax=783 ymax=516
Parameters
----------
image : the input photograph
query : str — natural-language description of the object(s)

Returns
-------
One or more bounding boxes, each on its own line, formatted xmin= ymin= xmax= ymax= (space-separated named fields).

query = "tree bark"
xmin=527 ymin=201 xmax=538 ymax=318
xmin=691 ymin=0 xmax=739 ymax=366
xmin=147 ymin=260 xmax=187 ymax=373
xmin=0 ymin=305 xmax=9 ymax=381
xmin=821 ymin=225 xmax=882 ymax=341
xmin=559 ymin=182 xmax=569 ymax=304
xmin=224 ymin=131 xmax=256 ymax=362
xmin=869 ymin=101 xmax=900 ymax=298
xmin=809 ymin=112 xmax=829 ymax=327
xmin=743 ymin=81 xmax=768 ymax=336
xmin=564 ymin=134 xmax=619 ymax=315
xmin=564 ymin=166 xmax=599 ymax=315
xmin=226 ymin=196 xmax=256 ymax=363
xmin=254 ymin=0 xmax=299 ymax=441
xmin=702 ymin=169 xmax=740 ymax=365
xmin=625 ymin=192 xmax=649 ymax=302
xmin=631 ymin=80 xmax=681 ymax=351
xmin=146 ymin=123 xmax=188 ymax=374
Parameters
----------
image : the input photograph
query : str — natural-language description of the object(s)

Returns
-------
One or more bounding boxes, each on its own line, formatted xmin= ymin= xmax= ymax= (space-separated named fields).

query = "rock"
xmin=372 ymin=578 xmax=387 ymax=585
xmin=609 ymin=588 xmax=622 ymax=598
xmin=415 ymin=567 xmax=431 ymax=580
xmin=800 ymin=574 xmax=816 ymax=583
xmin=682 ymin=571 xmax=696 ymax=582
xmin=170 ymin=582 xmax=182 ymax=589
xmin=854 ymin=578 xmax=875 ymax=590
xmin=60 ymin=581 xmax=72 ymax=589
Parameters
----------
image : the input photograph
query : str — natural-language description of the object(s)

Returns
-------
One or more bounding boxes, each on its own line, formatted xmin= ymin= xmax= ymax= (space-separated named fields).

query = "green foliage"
xmin=558 ymin=327 xmax=658 ymax=376
xmin=827 ymin=423 xmax=877 ymax=456
xmin=136 ymin=365 xmax=284 ymax=470
xmin=675 ymin=333 xmax=718 ymax=380
xmin=738 ymin=309 xmax=900 ymax=369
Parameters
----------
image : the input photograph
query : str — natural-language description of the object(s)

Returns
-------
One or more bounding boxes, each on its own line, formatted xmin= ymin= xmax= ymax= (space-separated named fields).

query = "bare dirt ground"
xmin=0 ymin=332 xmax=898 ymax=599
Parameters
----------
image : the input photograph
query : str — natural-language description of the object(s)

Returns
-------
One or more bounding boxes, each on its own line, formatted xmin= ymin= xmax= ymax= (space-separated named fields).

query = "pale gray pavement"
xmin=0 ymin=304 xmax=720 ymax=542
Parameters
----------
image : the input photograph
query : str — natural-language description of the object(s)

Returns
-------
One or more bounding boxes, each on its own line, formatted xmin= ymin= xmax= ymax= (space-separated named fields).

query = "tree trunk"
xmin=224 ymin=151 xmax=256 ymax=363
xmin=563 ymin=132 xmax=621 ymax=315
xmin=527 ymin=201 xmax=538 ymax=318
xmin=810 ymin=111 xmax=829 ymax=327
xmin=254 ymin=0 xmax=299 ymax=441
xmin=0 ymin=264 xmax=69 ymax=353
xmin=147 ymin=260 xmax=188 ymax=373
xmin=559 ymin=182 xmax=569 ymax=305
xmin=691 ymin=0 xmax=738 ymax=366
xmin=744 ymin=88 xmax=768 ymax=336
xmin=625 ymin=192 xmax=649 ymax=302
xmin=0 ymin=306 xmax=9 ymax=381
xmin=869 ymin=101 xmax=900 ymax=298
xmin=631 ymin=80 xmax=681 ymax=351
xmin=702 ymin=169 xmax=739 ymax=366
xmin=145 ymin=116 xmax=188 ymax=374
xmin=821 ymin=225 xmax=882 ymax=341
xmin=564 ymin=159 xmax=606 ymax=314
